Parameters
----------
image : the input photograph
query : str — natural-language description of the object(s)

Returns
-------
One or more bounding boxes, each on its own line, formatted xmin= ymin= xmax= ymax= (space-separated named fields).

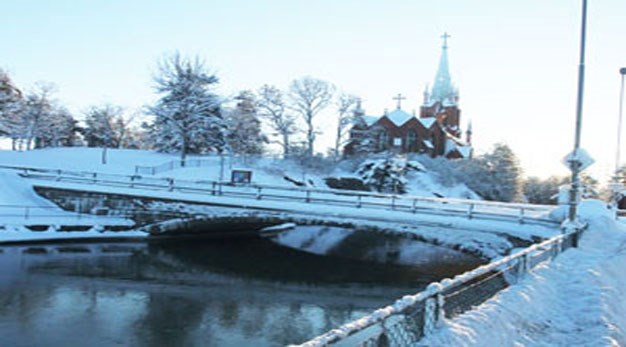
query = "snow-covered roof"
xmin=385 ymin=109 xmax=414 ymax=127
xmin=362 ymin=115 xmax=379 ymax=127
xmin=456 ymin=145 xmax=472 ymax=158
xmin=419 ymin=117 xmax=437 ymax=128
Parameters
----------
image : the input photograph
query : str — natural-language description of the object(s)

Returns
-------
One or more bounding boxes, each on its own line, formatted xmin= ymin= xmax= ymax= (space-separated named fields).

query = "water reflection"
xmin=0 ymin=237 xmax=481 ymax=346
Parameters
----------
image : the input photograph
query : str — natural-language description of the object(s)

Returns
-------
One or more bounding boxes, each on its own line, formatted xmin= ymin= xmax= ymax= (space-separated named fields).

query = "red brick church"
xmin=344 ymin=34 xmax=472 ymax=159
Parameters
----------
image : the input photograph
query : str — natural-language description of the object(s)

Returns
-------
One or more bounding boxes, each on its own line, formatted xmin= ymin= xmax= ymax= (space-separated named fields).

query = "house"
xmin=344 ymin=33 xmax=472 ymax=159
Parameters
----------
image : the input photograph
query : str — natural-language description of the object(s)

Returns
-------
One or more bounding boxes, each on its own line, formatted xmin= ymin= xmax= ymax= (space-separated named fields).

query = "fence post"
xmin=423 ymin=283 xmax=443 ymax=336
xmin=92 ymin=172 xmax=97 ymax=184
xmin=305 ymin=190 xmax=311 ymax=203
xmin=212 ymin=182 xmax=217 ymax=195
xmin=24 ymin=207 xmax=29 ymax=220
xmin=218 ymin=182 xmax=223 ymax=196
xmin=168 ymin=178 xmax=174 ymax=191
xmin=356 ymin=195 xmax=362 ymax=208
xmin=412 ymin=199 xmax=417 ymax=213
xmin=518 ymin=208 xmax=525 ymax=224
xmin=467 ymin=203 xmax=474 ymax=219
xmin=256 ymin=187 xmax=262 ymax=200
xmin=391 ymin=196 xmax=396 ymax=210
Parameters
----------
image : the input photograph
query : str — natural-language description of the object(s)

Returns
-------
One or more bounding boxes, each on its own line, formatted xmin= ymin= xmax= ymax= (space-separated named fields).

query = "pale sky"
xmin=2 ymin=0 xmax=626 ymax=181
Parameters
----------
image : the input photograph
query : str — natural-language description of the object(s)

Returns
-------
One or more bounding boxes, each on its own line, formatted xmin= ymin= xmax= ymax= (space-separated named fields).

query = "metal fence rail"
xmin=0 ymin=164 xmax=558 ymax=227
xmin=297 ymin=228 xmax=582 ymax=346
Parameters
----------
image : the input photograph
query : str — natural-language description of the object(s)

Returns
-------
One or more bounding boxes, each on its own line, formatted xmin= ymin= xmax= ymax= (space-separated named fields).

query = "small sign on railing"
xmin=231 ymin=169 xmax=252 ymax=184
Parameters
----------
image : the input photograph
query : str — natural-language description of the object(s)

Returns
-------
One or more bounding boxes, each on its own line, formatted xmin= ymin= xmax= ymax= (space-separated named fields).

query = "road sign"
xmin=562 ymin=148 xmax=594 ymax=172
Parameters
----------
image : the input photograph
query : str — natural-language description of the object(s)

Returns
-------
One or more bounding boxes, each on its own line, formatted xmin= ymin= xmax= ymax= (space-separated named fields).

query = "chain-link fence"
xmin=297 ymin=227 xmax=584 ymax=347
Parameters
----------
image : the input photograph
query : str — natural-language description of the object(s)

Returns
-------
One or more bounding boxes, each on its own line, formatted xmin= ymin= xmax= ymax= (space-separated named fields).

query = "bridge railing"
xmin=296 ymin=227 xmax=582 ymax=347
xmin=1 ymin=164 xmax=557 ymax=226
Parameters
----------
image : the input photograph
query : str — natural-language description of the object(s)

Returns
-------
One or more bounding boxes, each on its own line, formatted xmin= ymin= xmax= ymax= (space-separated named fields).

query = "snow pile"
xmin=420 ymin=200 xmax=626 ymax=346
xmin=273 ymin=226 xmax=354 ymax=254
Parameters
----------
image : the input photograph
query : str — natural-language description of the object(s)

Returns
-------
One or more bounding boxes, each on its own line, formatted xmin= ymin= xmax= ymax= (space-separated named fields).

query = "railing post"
xmin=168 ymin=178 xmax=174 ymax=191
xmin=423 ymin=283 xmax=443 ymax=336
xmin=391 ymin=196 xmax=396 ymax=210
xmin=412 ymin=199 xmax=417 ymax=213
xmin=212 ymin=182 xmax=217 ymax=195
xmin=305 ymin=190 xmax=311 ymax=203
xmin=256 ymin=187 xmax=262 ymax=200
xmin=467 ymin=203 xmax=474 ymax=219
xmin=356 ymin=195 xmax=362 ymax=208
xmin=218 ymin=182 xmax=223 ymax=196
xmin=92 ymin=172 xmax=97 ymax=184
xmin=24 ymin=207 xmax=29 ymax=220
xmin=519 ymin=208 xmax=525 ymax=224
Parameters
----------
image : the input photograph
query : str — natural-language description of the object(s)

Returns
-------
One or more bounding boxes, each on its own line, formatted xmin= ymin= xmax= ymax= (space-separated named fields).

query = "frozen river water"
xmin=0 ymin=235 xmax=482 ymax=346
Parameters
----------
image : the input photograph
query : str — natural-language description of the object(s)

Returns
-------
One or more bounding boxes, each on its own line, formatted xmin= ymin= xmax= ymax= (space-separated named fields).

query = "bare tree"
xmin=256 ymin=84 xmax=297 ymax=156
xmin=333 ymin=93 xmax=359 ymax=159
xmin=288 ymin=77 xmax=335 ymax=157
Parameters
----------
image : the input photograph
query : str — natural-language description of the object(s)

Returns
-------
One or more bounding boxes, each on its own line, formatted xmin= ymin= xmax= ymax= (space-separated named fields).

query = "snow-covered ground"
xmin=419 ymin=201 xmax=626 ymax=346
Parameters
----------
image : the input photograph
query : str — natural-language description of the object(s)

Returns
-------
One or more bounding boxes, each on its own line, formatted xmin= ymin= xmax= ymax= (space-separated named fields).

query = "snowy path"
xmin=419 ymin=203 xmax=626 ymax=346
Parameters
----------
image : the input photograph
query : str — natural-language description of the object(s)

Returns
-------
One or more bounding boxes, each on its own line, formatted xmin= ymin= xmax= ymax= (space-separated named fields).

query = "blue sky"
xmin=2 ymin=0 xmax=626 ymax=180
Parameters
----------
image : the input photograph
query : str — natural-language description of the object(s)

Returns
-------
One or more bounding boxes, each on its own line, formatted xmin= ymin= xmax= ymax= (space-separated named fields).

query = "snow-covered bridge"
xmin=4 ymin=164 xmax=560 ymax=232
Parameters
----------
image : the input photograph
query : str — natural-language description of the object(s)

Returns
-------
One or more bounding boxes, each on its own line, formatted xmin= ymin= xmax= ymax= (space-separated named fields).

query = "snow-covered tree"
xmin=523 ymin=176 xmax=567 ymax=205
xmin=288 ymin=77 xmax=335 ymax=157
xmin=357 ymin=156 xmax=423 ymax=194
xmin=83 ymin=104 xmax=125 ymax=148
xmin=19 ymin=83 xmax=56 ymax=150
xmin=462 ymin=143 xmax=523 ymax=202
xmin=225 ymin=90 xmax=267 ymax=155
xmin=34 ymin=106 xmax=77 ymax=148
xmin=148 ymin=53 xmax=226 ymax=165
xmin=0 ymin=69 xmax=24 ymax=147
xmin=256 ymin=84 xmax=297 ymax=156
xmin=333 ymin=93 xmax=359 ymax=159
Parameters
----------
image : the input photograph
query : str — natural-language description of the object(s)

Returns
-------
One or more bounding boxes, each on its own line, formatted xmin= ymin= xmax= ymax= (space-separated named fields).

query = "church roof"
xmin=362 ymin=115 xmax=379 ymax=127
xmin=427 ymin=33 xmax=458 ymax=106
xmin=418 ymin=117 xmax=437 ymax=128
xmin=385 ymin=109 xmax=413 ymax=127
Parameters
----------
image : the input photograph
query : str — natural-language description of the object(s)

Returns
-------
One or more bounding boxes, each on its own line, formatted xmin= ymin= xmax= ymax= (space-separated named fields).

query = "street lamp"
xmin=612 ymin=67 xmax=626 ymax=212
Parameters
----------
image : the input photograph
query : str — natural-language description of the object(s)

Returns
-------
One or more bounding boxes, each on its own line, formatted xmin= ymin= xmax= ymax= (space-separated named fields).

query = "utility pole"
xmin=567 ymin=0 xmax=588 ymax=223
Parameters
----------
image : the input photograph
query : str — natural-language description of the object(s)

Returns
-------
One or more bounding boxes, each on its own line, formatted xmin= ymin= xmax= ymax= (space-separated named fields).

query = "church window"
xmin=379 ymin=131 xmax=389 ymax=150
xmin=393 ymin=137 xmax=402 ymax=147
xmin=406 ymin=130 xmax=417 ymax=150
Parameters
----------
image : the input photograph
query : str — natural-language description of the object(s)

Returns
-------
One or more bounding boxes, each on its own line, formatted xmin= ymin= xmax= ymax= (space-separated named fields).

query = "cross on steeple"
xmin=393 ymin=93 xmax=406 ymax=109
xmin=441 ymin=32 xmax=451 ymax=49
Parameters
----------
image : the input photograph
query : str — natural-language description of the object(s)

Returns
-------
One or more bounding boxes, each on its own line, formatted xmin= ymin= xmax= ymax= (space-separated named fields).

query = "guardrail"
xmin=297 ymin=227 xmax=583 ymax=346
xmin=0 ymin=164 xmax=558 ymax=226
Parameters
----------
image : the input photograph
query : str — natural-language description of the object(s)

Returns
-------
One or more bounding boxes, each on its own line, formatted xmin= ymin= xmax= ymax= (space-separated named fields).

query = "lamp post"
xmin=613 ymin=67 xmax=626 ymax=212
xmin=567 ymin=0 xmax=588 ymax=223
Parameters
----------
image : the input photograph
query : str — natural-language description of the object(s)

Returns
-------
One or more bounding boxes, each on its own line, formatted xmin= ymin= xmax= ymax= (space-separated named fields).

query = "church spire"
xmin=429 ymin=32 xmax=457 ymax=105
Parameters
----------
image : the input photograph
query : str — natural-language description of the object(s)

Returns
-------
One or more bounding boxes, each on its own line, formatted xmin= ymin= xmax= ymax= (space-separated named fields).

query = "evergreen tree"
xmin=148 ymin=53 xmax=226 ymax=165
xmin=225 ymin=90 xmax=267 ymax=155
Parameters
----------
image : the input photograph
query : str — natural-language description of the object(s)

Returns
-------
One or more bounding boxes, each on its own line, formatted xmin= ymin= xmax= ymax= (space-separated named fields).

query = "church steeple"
xmin=429 ymin=32 xmax=458 ymax=105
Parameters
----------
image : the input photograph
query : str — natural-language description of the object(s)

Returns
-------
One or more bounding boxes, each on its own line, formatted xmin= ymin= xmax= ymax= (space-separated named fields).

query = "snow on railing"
xmin=295 ymin=227 xmax=584 ymax=346
xmin=0 ymin=164 xmax=558 ymax=226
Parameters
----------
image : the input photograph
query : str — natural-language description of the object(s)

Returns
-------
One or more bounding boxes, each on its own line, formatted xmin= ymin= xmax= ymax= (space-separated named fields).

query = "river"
xmin=0 ymin=231 xmax=482 ymax=346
